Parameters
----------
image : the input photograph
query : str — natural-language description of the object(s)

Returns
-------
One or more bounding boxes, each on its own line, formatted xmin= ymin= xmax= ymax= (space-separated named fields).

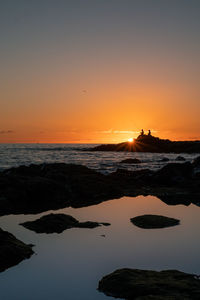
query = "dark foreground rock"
xmin=160 ymin=157 xmax=169 ymax=162
xmin=193 ymin=156 xmax=200 ymax=168
xmin=130 ymin=214 xmax=180 ymax=229
xmin=0 ymin=163 xmax=122 ymax=215
xmin=20 ymin=213 xmax=110 ymax=233
xmin=1 ymin=157 xmax=200 ymax=216
xmin=98 ymin=268 xmax=200 ymax=299
xmin=120 ymin=158 xmax=141 ymax=164
xmin=175 ymin=155 xmax=186 ymax=161
xmin=0 ymin=228 xmax=34 ymax=272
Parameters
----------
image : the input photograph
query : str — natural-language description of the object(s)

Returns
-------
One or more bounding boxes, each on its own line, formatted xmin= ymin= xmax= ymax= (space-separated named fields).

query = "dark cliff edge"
xmin=87 ymin=134 xmax=200 ymax=153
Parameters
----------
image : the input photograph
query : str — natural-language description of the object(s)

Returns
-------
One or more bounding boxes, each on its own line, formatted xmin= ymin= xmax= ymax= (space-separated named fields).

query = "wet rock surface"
xmin=98 ymin=268 xmax=200 ymax=299
xmin=0 ymin=227 xmax=34 ymax=272
xmin=130 ymin=214 xmax=180 ymax=229
xmin=20 ymin=213 xmax=110 ymax=233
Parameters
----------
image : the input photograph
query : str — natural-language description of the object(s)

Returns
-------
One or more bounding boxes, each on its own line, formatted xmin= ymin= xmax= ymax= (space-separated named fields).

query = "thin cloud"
xmin=0 ymin=130 xmax=14 ymax=134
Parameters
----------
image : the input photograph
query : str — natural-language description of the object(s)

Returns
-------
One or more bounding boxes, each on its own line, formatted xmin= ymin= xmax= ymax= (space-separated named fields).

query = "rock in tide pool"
xmin=20 ymin=213 xmax=110 ymax=233
xmin=98 ymin=268 xmax=200 ymax=299
xmin=130 ymin=214 xmax=180 ymax=229
xmin=120 ymin=158 xmax=141 ymax=164
xmin=0 ymin=228 xmax=34 ymax=272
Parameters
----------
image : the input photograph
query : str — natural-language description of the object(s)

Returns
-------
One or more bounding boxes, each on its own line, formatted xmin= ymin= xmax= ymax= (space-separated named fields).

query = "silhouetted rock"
xmin=88 ymin=134 xmax=200 ymax=153
xmin=0 ymin=163 xmax=122 ymax=215
xmin=20 ymin=213 xmax=110 ymax=233
xmin=130 ymin=214 xmax=180 ymax=229
xmin=98 ymin=268 xmax=200 ymax=299
xmin=160 ymin=157 xmax=169 ymax=162
xmin=120 ymin=158 xmax=141 ymax=164
xmin=193 ymin=156 xmax=200 ymax=168
xmin=175 ymin=156 xmax=186 ymax=161
xmin=151 ymin=162 xmax=193 ymax=185
xmin=1 ymin=161 xmax=200 ymax=216
xmin=0 ymin=228 xmax=34 ymax=272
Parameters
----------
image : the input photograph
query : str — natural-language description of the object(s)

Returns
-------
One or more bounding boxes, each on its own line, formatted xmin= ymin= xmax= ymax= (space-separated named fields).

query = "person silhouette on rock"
xmin=148 ymin=130 xmax=151 ymax=136
xmin=141 ymin=129 xmax=144 ymax=136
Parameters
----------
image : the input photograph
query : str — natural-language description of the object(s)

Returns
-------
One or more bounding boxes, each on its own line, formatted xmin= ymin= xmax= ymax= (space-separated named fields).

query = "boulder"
xmin=0 ymin=163 xmax=122 ymax=215
xmin=151 ymin=162 xmax=193 ymax=185
xmin=20 ymin=213 xmax=110 ymax=233
xmin=98 ymin=268 xmax=200 ymax=299
xmin=0 ymin=228 xmax=34 ymax=272
xmin=130 ymin=214 xmax=180 ymax=229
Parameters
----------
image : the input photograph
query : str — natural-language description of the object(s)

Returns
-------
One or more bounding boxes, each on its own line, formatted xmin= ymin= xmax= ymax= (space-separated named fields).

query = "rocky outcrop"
xmin=0 ymin=163 xmax=122 ymax=215
xmin=98 ymin=268 xmax=200 ymax=299
xmin=150 ymin=162 xmax=194 ymax=185
xmin=20 ymin=213 xmax=110 ymax=233
xmin=88 ymin=134 xmax=200 ymax=153
xmin=0 ymin=228 xmax=34 ymax=272
xmin=130 ymin=214 xmax=180 ymax=229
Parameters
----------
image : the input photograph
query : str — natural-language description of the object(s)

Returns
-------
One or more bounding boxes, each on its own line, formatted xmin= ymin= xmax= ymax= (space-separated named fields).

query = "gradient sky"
xmin=0 ymin=0 xmax=200 ymax=143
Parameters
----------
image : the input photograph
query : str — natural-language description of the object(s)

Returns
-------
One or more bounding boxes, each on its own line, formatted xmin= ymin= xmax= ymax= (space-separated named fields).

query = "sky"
xmin=0 ymin=0 xmax=200 ymax=143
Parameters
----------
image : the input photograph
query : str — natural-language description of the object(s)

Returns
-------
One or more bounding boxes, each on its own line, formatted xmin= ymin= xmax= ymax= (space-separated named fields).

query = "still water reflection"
xmin=0 ymin=195 xmax=200 ymax=300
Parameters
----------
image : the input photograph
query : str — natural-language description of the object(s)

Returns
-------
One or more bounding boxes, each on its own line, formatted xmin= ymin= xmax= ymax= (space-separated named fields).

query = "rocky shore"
xmin=88 ymin=134 xmax=200 ymax=153
xmin=0 ymin=156 xmax=200 ymax=216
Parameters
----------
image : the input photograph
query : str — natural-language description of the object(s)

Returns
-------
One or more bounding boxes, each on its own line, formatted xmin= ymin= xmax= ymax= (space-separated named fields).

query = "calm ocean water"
xmin=0 ymin=143 xmax=198 ymax=174
xmin=0 ymin=144 xmax=200 ymax=300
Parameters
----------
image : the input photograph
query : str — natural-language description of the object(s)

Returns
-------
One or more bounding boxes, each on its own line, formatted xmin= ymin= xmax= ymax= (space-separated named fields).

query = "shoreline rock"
xmin=20 ymin=213 xmax=110 ymax=233
xmin=0 ymin=158 xmax=200 ymax=216
xmin=98 ymin=268 xmax=200 ymax=299
xmin=130 ymin=214 xmax=180 ymax=229
xmin=0 ymin=228 xmax=34 ymax=272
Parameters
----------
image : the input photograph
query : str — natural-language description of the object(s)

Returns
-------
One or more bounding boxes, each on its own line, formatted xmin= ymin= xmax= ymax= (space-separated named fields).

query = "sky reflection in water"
xmin=0 ymin=195 xmax=200 ymax=300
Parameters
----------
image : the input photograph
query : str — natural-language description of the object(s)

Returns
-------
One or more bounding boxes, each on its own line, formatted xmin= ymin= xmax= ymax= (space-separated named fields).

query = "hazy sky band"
xmin=0 ymin=0 xmax=200 ymax=142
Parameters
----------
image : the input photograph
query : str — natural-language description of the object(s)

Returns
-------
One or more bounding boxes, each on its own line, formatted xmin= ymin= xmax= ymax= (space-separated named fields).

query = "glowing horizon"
xmin=0 ymin=1 xmax=200 ymax=143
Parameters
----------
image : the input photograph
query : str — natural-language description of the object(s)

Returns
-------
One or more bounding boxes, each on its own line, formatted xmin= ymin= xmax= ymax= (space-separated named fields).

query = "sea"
xmin=0 ymin=144 xmax=200 ymax=300
xmin=0 ymin=143 xmax=198 ymax=174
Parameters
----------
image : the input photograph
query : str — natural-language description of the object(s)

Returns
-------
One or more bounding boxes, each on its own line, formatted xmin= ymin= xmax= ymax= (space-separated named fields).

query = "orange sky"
xmin=0 ymin=1 xmax=200 ymax=143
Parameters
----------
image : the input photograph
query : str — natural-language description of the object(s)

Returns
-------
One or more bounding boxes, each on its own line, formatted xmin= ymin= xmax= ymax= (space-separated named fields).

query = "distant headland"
xmin=88 ymin=130 xmax=200 ymax=153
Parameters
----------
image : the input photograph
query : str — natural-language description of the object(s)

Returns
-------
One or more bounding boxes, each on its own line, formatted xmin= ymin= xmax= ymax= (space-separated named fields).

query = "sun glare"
xmin=128 ymin=138 xmax=134 ymax=142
